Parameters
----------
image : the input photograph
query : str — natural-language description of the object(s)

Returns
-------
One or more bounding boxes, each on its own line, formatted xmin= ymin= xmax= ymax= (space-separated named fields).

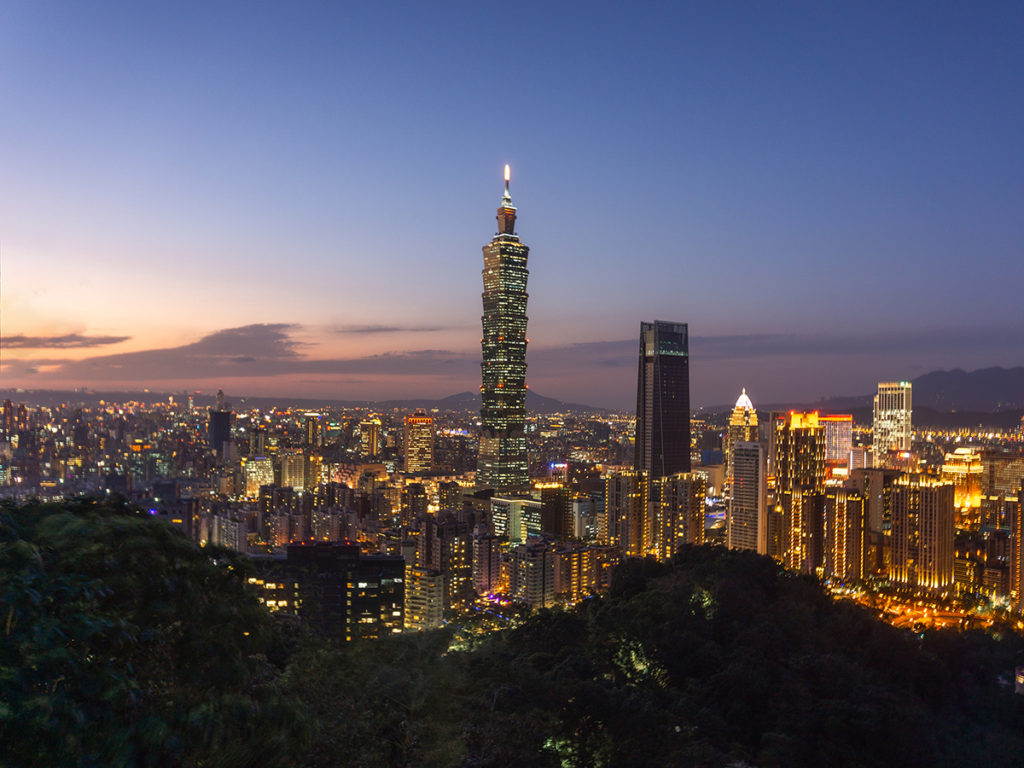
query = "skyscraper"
xmin=891 ymin=476 xmax=954 ymax=591
xmin=403 ymin=412 xmax=435 ymax=474
xmin=873 ymin=381 xmax=912 ymax=464
xmin=724 ymin=388 xmax=758 ymax=484
xmin=477 ymin=165 xmax=530 ymax=493
xmin=770 ymin=412 xmax=826 ymax=571
xmin=634 ymin=321 xmax=691 ymax=479
xmin=729 ymin=441 xmax=766 ymax=554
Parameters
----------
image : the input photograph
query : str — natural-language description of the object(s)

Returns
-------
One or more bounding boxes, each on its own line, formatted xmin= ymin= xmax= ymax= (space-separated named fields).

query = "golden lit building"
xmin=725 ymin=388 xmax=758 ymax=484
xmin=770 ymin=412 xmax=826 ymax=571
xmin=359 ymin=416 xmax=382 ymax=459
xmin=820 ymin=414 xmax=853 ymax=466
xmin=891 ymin=476 xmax=954 ymax=591
xmin=823 ymin=487 xmax=865 ymax=581
xmin=403 ymin=412 xmax=435 ymax=474
xmin=940 ymin=447 xmax=982 ymax=526
xmin=651 ymin=472 xmax=706 ymax=561
xmin=604 ymin=469 xmax=648 ymax=556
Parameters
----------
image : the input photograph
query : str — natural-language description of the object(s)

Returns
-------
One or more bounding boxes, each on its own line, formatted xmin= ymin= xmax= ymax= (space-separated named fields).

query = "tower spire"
xmin=496 ymin=163 xmax=517 ymax=235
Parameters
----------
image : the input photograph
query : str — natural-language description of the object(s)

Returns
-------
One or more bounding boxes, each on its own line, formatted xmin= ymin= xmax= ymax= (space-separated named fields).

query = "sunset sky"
xmin=2 ymin=2 xmax=1022 ymax=408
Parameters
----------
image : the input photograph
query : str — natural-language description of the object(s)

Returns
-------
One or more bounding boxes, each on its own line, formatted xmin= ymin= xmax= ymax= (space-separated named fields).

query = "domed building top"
xmin=734 ymin=388 xmax=754 ymax=411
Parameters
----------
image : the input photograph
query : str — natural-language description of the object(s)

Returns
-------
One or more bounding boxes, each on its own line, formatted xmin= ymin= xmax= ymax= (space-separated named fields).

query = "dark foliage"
xmin=4 ymin=500 xmax=1022 ymax=767
xmin=0 ymin=498 xmax=306 ymax=767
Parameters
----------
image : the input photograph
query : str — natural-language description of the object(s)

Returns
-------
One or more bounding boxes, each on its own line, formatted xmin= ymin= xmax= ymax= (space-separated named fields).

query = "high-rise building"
xmin=725 ymin=389 xmax=758 ymax=484
xmin=1011 ymin=485 xmax=1023 ymax=612
xmin=304 ymin=413 xmax=321 ymax=448
xmin=771 ymin=412 xmax=826 ymax=571
xmin=873 ymin=381 xmax=912 ymax=464
xmin=359 ymin=417 xmax=382 ymax=459
xmin=404 ymin=566 xmax=445 ymax=631
xmin=729 ymin=441 xmax=767 ymax=554
xmin=539 ymin=484 xmax=573 ymax=541
xmin=243 ymin=456 xmax=274 ymax=498
xmin=941 ymin=447 xmax=983 ymax=520
xmin=509 ymin=537 xmax=556 ymax=609
xmin=651 ymin=472 xmax=706 ymax=561
xmin=400 ymin=482 xmax=429 ymax=526
xmin=252 ymin=543 xmax=405 ymax=641
xmin=891 ymin=476 xmax=954 ymax=591
xmin=208 ymin=407 xmax=232 ymax=457
xmin=820 ymin=415 xmax=853 ymax=466
xmin=472 ymin=528 xmax=502 ymax=596
xmin=477 ymin=165 xmax=530 ymax=493
xmin=604 ymin=469 xmax=648 ymax=556
xmin=403 ymin=412 xmax=435 ymax=474
xmin=823 ymin=488 xmax=866 ymax=581
xmin=635 ymin=321 xmax=690 ymax=479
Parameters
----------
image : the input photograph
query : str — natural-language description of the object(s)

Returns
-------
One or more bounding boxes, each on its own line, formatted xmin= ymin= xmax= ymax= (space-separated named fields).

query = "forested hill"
xmin=3 ymin=500 xmax=1024 ymax=767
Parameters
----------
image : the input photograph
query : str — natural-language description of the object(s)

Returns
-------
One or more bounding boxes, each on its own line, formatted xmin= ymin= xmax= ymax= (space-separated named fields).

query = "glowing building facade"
xmin=891 ymin=476 xmax=954 ymax=591
xmin=403 ymin=412 xmax=435 ymax=474
xmin=873 ymin=381 xmax=912 ymax=463
xmin=477 ymin=166 xmax=530 ymax=493
xmin=729 ymin=441 xmax=767 ymax=554
xmin=725 ymin=388 xmax=758 ymax=484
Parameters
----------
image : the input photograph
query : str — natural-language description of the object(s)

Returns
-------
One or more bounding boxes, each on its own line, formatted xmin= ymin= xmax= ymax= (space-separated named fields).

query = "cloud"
xmin=2 ymin=333 xmax=130 ymax=349
xmin=335 ymin=324 xmax=452 ymax=335
xmin=0 ymin=324 xmax=477 ymax=383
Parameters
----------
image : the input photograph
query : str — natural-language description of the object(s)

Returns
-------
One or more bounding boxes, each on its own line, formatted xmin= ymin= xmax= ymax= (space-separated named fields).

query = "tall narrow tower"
xmin=634 ymin=321 xmax=691 ymax=479
xmin=477 ymin=165 xmax=530 ymax=492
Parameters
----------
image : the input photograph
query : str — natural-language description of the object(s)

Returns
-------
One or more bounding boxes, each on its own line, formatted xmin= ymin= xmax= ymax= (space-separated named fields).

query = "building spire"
xmin=496 ymin=163 xmax=517 ymax=235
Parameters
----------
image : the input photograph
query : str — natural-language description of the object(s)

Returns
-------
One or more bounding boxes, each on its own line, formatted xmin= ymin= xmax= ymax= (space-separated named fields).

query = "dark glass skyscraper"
xmin=635 ymin=321 xmax=691 ymax=479
xmin=477 ymin=166 xmax=529 ymax=492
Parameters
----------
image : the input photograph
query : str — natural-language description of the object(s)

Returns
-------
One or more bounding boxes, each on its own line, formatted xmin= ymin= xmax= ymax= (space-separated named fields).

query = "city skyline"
xmin=2 ymin=3 xmax=1022 ymax=408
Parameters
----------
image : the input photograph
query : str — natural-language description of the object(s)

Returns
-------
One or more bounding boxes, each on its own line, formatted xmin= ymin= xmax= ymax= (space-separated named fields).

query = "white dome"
xmin=735 ymin=388 xmax=754 ymax=411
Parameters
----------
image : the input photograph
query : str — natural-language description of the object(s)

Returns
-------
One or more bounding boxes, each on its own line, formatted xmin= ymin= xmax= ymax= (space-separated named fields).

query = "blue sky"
xmin=1 ymin=2 xmax=1021 ymax=408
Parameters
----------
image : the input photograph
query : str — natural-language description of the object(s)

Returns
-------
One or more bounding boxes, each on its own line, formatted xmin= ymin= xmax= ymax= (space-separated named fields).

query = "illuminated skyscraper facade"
xmin=403 ymin=412 xmax=435 ymax=474
xmin=729 ymin=441 xmax=766 ymax=554
xmin=891 ymin=476 xmax=954 ymax=591
xmin=634 ymin=321 xmax=690 ymax=479
xmin=477 ymin=166 xmax=530 ymax=493
xmin=725 ymin=388 xmax=757 ymax=483
xmin=873 ymin=381 xmax=912 ymax=463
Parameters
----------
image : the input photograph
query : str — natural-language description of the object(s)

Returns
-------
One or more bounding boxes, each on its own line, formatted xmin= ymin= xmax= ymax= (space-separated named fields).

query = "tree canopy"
xmin=3 ymin=500 xmax=1022 ymax=767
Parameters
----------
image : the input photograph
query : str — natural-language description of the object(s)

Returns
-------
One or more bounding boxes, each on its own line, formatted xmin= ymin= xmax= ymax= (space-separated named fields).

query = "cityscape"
xmin=2 ymin=3 xmax=1024 ymax=766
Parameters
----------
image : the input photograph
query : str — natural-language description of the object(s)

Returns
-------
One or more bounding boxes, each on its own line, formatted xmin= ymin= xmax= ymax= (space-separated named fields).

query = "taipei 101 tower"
xmin=476 ymin=165 xmax=530 ymax=492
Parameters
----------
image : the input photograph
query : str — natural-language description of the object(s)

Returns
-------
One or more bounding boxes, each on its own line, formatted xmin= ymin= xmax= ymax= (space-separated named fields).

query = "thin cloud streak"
xmin=334 ymin=324 xmax=456 ymax=335
xmin=2 ymin=333 xmax=131 ymax=349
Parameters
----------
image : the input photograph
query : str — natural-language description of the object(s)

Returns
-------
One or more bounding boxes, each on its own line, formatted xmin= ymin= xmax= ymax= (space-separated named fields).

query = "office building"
xmin=472 ymin=528 xmax=503 ymax=596
xmin=820 ymin=415 xmax=853 ymax=465
xmin=477 ymin=165 xmax=530 ymax=493
xmin=891 ymin=477 xmax=955 ymax=591
xmin=251 ymin=543 xmax=405 ymax=641
xmin=651 ymin=472 xmax=706 ymax=560
xmin=508 ymin=537 xmax=556 ymax=609
xmin=941 ymin=447 xmax=983 ymax=520
xmin=304 ymin=413 xmax=321 ymax=448
xmin=771 ymin=412 xmax=826 ymax=571
xmin=729 ymin=441 xmax=767 ymax=554
xmin=725 ymin=388 xmax=757 ymax=484
xmin=359 ymin=417 xmax=382 ymax=459
xmin=539 ymin=483 xmax=573 ymax=541
xmin=403 ymin=412 xmax=435 ymax=473
xmin=823 ymin=488 xmax=865 ymax=581
xmin=604 ymin=469 xmax=649 ymax=556
xmin=873 ymin=381 xmax=912 ymax=464
xmin=635 ymin=321 xmax=690 ymax=479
